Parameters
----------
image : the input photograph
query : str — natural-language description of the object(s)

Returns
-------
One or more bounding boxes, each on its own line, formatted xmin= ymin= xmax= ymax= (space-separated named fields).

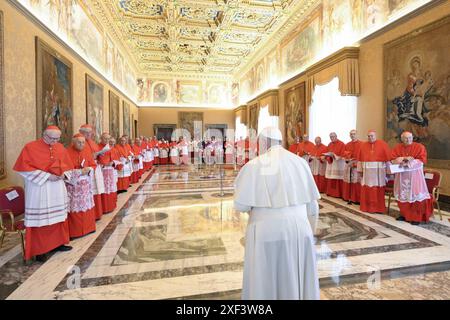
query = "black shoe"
xmin=55 ymin=245 xmax=73 ymax=252
xmin=410 ymin=221 xmax=420 ymax=226
xmin=396 ymin=216 xmax=406 ymax=221
xmin=35 ymin=254 xmax=48 ymax=262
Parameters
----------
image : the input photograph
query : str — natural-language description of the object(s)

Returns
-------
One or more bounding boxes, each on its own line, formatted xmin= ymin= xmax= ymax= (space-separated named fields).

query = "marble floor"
xmin=1 ymin=164 xmax=450 ymax=300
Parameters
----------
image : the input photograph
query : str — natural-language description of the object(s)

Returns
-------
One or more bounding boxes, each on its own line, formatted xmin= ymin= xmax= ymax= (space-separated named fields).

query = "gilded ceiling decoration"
xmin=83 ymin=0 xmax=310 ymax=79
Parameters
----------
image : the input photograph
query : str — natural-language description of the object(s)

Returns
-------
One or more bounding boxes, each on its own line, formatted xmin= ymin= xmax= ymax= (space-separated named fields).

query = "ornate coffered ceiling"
xmin=83 ymin=0 xmax=314 ymax=80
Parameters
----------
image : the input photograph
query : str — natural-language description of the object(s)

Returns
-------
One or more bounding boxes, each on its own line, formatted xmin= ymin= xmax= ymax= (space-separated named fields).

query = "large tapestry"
xmin=178 ymin=112 xmax=203 ymax=138
xmin=285 ymin=82 xmax=306 ymax=147
xmin=86 ymin=74 xmax=103 ymax=142
xmin=36 ymin=37 xmax=73 ymax=146
xmin=0 ymin=11 xmax=4 ymax=179
xmin=123 ymin=101 xmax=131 ymax=137
xmin=109 ymin=91 xmax=120 ymax=139
xmin=385 ymin=16 xmax=450 ymax=168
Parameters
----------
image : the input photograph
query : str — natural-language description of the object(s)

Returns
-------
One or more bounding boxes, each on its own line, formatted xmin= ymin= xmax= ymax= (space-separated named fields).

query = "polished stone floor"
xmin=1 ymin=164 xmax=450 ymax=300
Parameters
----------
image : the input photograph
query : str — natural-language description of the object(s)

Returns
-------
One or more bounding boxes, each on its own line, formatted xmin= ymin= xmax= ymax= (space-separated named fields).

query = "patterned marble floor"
xmin=1 ymin=164 xmax=450 ymax=300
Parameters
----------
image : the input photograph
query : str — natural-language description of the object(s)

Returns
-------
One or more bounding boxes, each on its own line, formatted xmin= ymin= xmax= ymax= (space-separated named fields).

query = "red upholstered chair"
xmin=424 ymin=169 xmax=443 ymax=220
xmin=385 ymin=174 xmax=395 ymax=215
xmin=0 ymin=186 xmax=26 ymax=258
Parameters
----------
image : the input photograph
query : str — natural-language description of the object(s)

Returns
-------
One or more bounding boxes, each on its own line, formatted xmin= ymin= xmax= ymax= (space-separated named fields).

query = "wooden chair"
xmin=385 ymin=174 xmax=395 ymax=216
xmin=424 ymin=169 xmax=443 ymax=220
xmin=0 ymin=186 xmax=26 ymax=259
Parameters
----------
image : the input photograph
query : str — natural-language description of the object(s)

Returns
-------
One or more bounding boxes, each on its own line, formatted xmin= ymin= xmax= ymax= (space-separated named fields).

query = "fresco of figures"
xmin=109 ymin=91 xmax=120 ymax=139
xmin=385 ymin=16 xmax=450 ymax=165
xmin=18 ymin=0 xmax=137 ymax=100
xmin=238 ymin=0 xmax=432 ymax=104
xmin=123 ymin=101 xmax=131 ymax=137
xmin=137 ymin=78 xmax=232 ymax=106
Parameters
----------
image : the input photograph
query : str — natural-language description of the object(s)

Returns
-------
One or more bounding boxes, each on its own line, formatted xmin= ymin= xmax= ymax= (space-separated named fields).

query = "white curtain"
xmin=309 ymin=77 xmax=357 ymax=145
xmin=235 ymin=116 xmax=247 ymax=141
xmin=257 ymin=105 xmax=279 ymax=135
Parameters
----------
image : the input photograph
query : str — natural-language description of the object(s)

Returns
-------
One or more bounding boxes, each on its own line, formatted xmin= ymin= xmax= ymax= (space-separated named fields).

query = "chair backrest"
xmin=424 ymin=169 xmax=441 ymax=194
xmin=0 ymin=186 xmax=25 ymax=217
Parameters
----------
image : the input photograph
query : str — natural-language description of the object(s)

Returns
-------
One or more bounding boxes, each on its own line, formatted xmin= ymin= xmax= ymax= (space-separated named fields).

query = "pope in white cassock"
xmin=234 ymin=127 xmax=320 ymax=300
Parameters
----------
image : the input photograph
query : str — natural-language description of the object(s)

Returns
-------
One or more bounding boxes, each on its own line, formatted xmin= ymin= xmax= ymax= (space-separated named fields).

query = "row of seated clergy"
xmin=289 ymin=130 xmax=435 ymax=225
xmin=12 ymin=126 xmax=154 ymax=262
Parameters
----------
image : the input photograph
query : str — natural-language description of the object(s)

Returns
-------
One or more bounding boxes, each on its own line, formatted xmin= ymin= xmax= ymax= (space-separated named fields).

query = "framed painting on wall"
xmin=123 ymin=101 xmax=130 ymax=137
xmin=36 ymin=37 xmax=73 ymax=146
xmin=284 ymin=82 xmax=306 ymax=147
xmin=0 ymin=11 xmax=4 ymax=179
xmin=86 ymin=74 xmax=103 ymax=142
xmin=178 ymin=111 xmax=203 ymax=139
xmin=109 ymin=91 xmax=120 ymax=139
xmin=384 ymin=16 xmax=450 ymax=169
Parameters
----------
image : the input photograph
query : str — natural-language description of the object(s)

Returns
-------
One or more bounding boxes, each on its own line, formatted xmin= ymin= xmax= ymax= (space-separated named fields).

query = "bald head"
xmin=100 ymin=132 xmax=111 ymax=145
xmin=329 ymin=132 xmax=337 ymax=143
xmin=79 ymin=126 xmax=93 ymax=139
xmin=109 ymin=137 xmax=116 ymax=147
xmin=401 ymin=131 xmax=413 ymax=145
xmin=72 ymin=136 xmax=86 ymax=151
xmin=314 ymin=137 xmax=322 ymax=145
xmin=350 ymin=130 xmax=357 ymax=142
xmin=302 ymin=134 xmax=309 ymax=142
xmin=367 ymin=131 xmax=377 ymax=143
xmin=43 ymin=128 xmax=61 ymax=145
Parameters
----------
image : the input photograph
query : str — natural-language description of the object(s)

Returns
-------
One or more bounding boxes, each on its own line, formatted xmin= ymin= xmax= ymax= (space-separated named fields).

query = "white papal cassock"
xmin=234 ymin=144 xmax=320 ymax=300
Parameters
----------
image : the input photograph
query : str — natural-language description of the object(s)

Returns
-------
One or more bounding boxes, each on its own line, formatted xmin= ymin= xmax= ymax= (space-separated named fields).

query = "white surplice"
xmin=18 ymin=170 xmax=69 ymax=227
xmin=234 ymin=145 xmax=320 ymax=300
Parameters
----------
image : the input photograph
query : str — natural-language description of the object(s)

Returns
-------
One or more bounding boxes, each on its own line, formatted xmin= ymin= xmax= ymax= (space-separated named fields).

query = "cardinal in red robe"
xmin=13 ymin=126 xmax=73 ymax=261
xmin=325 ymin=132 xmax=346 ymax=198
xmin=357 ymin=130 xmax=391 ymax=213
xmin=289 ymin=136 xmax=301 ymax=154
xmin=342 ymin=130 xmax=363 ymax=204
xmin=297 ymin=134 xmax=315 ymax=162
xmin=390 ymin=131 xmax=433 ymax=224
xmin=309 ymin=137 xmax=328 ymax=193
xmin=79 ymin=124 xmax=104 ymax=220
xmin=115 ymin=136 xmax=132 ymax=191
xmin=65 ymin=134 xmax=97 ymax=238
xmin=98 ymin=133 xmax=118 ymax=213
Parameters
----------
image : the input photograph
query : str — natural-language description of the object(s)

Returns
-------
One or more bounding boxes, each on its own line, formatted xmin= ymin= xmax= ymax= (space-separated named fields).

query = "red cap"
xmin=72 ymin=133 xmax=85 ymax=138
xmin=45 ymin=125 xmax=61 ymax=131
xmin=80 ymin=124 xmax=93 ymax=130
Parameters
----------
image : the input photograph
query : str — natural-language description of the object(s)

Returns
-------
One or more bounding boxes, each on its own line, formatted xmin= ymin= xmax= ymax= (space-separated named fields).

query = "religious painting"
xmin=123 ymin=101 xmax=131 ymax=137
xmin=85 ymin=74 xmax=103 ymax=142
xmin=124 ymin=65 xmax=136 ymax=99
xmin=388 ymin=0 xmax=417 ymax=16
xmin=284 ymin=82 xmax=306 ymax=147
xmin=384 ymin=16 xmax=450 ymax=168
xmin=105 ymin=35 xmax=114 ymax=78
xmin=36 ymin=37 xmax=73 ymax=146
xmin=363 ymin=0 xmax=387 ymax=31
xmin=114 ymin=49 xmax=124 ymax=86
xmin=109 ymin=91 xmax=120 ymax=139
xmin=255 ymin=61 xmax=266 ymax=92
xmin=248 ymin=103 xmax=259 ymax=132
xmin=153 ymin=81 xmax=169 ymax=103
xmin=231 ymin=82 xmax=239 ymax=106
xmin=240 ymin=69 xmax=255 ymax=101
xmin=322 ymin=0 xmax=357 ymax=49
xmin=0 ymin=11 xmax=4 ymax=179
xmin=281 ymin=6 xmax=322 ymax=77
xmin=177 ymin=81 xmax=201 ymax=105
xmin=207 ymin=83 xmax=226 ymax=105
xmin=178 ymin=112 xmax=203 ymax=138
xmin=266 ymin=48 xmax=279 ymax=87
xmin=137 ymin=78 xmax=152 ymax=103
